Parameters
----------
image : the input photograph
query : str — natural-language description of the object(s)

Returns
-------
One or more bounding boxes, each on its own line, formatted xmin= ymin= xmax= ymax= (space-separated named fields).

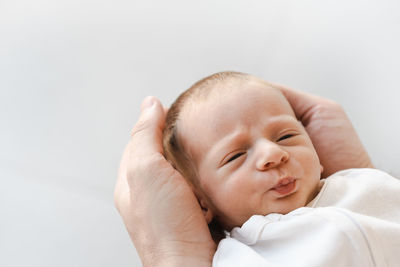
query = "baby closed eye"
xmin=221 ymin=134 xmax=297 ymax=166
xmin=226 ymin=152 xmax=246 ymax=164
xmin=277 ymin=134 xmax=294 ymax=142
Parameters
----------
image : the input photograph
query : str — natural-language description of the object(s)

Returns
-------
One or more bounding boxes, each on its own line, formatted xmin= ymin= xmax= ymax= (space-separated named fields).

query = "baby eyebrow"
xmin=216 ymin=133 xmax=247 ymax=152
xmin=208 ymin=132 xmax=246 ymax=161
xmin=268 ymin=115 xmax=301 ymax=126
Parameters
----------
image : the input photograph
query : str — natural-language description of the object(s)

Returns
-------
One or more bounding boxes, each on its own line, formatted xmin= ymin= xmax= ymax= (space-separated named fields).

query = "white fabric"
xmin=213 ymin=168 xmax=400 ymax=267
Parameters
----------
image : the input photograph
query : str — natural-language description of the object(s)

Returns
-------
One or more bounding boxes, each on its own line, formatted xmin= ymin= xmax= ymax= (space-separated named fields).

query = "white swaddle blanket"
xmin=213 ymin=168 xmax=400 ymax=267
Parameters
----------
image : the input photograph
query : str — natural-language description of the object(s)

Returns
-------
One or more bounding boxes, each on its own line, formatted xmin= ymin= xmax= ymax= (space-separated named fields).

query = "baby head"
xmin=163 ymin=71 xmax=323 ymax=231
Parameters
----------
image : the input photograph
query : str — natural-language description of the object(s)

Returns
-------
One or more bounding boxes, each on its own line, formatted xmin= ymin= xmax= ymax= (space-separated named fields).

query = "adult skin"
xmin=114 ymin=86 xmax=373 ymax=267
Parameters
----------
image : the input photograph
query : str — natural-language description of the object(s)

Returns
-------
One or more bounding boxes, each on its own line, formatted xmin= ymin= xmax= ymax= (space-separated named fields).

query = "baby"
xmin=164 ymin=71 xmax=323 ymax=229
xmin=163 ymin=71 xmax=400 ymax=267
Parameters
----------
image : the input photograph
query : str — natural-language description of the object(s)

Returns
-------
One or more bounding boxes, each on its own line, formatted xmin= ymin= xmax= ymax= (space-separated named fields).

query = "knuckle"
xmin=313 ymin=99 xmax=344 ymax=115
xmin=126 ymin=159 xmax=145 ymax=182
xmin=130 ymin=119 xmax=149 ymax=138
xmin=126 ymin=152 xmax=165 ymax=182
xmin=302 ymin=99 xmax=345 ymax=125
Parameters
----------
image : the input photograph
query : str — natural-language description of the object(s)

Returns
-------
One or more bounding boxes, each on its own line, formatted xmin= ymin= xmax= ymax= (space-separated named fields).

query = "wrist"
xmin=140 ymin=240 xmax=216 ymax=267
xmin=148 ymin=255 xmax=213 ymax=267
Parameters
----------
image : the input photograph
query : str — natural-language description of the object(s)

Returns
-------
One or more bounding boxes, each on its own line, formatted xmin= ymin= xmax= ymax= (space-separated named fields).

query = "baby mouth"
xmin=271 ymin=177 xmax=297 ymax=196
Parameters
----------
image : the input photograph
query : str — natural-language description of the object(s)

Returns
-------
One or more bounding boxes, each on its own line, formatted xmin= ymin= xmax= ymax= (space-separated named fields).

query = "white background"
xmin=1 ymin=0 xmax=400 ymax=266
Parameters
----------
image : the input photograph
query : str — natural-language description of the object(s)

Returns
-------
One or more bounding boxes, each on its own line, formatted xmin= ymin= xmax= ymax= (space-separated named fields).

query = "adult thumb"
xmin=130 ymin=96 xmax=166 ymax=157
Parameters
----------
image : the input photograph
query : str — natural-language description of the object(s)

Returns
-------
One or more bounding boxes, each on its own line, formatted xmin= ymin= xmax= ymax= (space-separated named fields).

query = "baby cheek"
xmin=287 ymin=148 xmax=311 ymax=175
xmin=215 ymin=174 xmax=249 ymax=202
xmin=223 ymin=178 xmax=247 ymax=198
xmin=294 ymin=145 xmax=319 ymax=161
xmin=298 ymin=148 xmax=322 ymax=178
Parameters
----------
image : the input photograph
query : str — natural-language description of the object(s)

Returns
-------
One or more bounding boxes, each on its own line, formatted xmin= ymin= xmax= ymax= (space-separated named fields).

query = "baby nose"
xmin=255 ymin=140 xmax=289 ymax=170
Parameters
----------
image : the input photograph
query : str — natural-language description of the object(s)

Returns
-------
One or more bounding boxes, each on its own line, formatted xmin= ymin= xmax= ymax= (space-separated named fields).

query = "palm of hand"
xmin=117 ymin=147 xmax=215 ymax=264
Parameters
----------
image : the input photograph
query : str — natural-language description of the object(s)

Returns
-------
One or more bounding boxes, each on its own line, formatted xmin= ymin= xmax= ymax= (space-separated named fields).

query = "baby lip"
xmin=270 ymin=176 xmax=297 ymax=197
xmin=272 ymin=176 xmax=295 ymax=189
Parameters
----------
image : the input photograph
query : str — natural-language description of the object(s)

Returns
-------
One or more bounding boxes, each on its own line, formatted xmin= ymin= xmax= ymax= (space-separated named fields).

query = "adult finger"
xmin=129 ymin=96 xmax=166 ymax=159
xmin=270 ymin=82 xmax=338 ymax=124
xmin=163 ymin=105 xmax=169 ymax=114
xmin=114 ymin=143 xmax=131 ymax=209
xmin=114 ymin=96 xmax=166 ymax=209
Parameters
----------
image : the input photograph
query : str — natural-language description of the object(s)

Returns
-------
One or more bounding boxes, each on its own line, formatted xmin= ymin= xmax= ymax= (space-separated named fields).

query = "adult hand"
xmin=114 ymin=87 xmax=374 ymax=267
xmin=273 ymin=83 xmax=374 ymax=177
xmin=114 ymin=97 xmax=215 ymax=267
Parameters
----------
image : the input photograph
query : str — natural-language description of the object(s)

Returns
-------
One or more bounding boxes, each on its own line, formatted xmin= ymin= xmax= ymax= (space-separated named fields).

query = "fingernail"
xmin=141 ymin=96 xmax=155 ymax=111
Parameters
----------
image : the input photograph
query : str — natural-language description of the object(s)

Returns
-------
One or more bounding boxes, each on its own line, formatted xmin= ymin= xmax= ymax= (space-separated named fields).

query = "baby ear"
xmin=192 ymin=187 xmax=215 ymax=224
xmin=199 ymin=198 xmax=214 ymax=224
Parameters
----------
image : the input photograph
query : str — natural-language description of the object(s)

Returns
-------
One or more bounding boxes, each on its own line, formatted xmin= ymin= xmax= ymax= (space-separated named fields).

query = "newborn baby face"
xmin=178 ymin=80 xmax=323 ymax=230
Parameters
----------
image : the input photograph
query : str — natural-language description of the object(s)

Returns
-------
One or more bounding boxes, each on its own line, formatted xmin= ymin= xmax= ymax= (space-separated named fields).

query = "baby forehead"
xmin=189 ymin=78 xmax=282 ymax=101
xmin=181 ymin=83 xmax=293 ymax=119
xmin=177 ymin=85 xmax=296 ymax=156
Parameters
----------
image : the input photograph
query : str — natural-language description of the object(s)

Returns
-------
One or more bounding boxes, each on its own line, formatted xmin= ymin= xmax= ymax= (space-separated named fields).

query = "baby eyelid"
xmin=277 ymin=134 xmax=294 ymax=141
xmin=226 ymin=152 xmax=245 ymax=164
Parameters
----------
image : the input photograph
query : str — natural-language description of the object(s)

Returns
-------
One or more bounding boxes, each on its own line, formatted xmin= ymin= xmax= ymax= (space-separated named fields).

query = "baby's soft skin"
xmin=177 ymin=80 xmax=323 ymax=230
